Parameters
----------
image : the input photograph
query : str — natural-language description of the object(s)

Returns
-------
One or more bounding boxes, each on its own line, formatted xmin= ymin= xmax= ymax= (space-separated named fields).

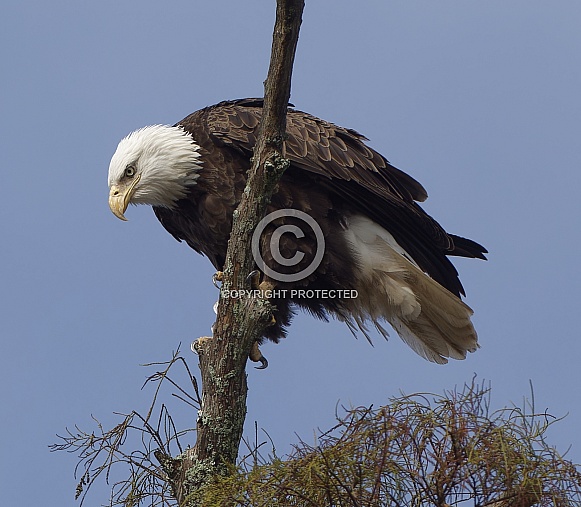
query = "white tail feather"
xmin=341 ymin=215 xmax=479 ymax=364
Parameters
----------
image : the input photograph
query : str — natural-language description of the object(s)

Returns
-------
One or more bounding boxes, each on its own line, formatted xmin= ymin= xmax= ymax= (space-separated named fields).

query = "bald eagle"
xmin=108 ymin=98 xmax=486 ymax=364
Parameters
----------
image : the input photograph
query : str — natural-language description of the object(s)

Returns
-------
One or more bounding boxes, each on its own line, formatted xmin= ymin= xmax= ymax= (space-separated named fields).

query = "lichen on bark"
xmin=175 ymin=3 xmax=306 ymax=505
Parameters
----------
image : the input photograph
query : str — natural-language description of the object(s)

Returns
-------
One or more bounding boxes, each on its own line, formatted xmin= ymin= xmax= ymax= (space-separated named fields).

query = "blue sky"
xmin=2 ymin=1 xmax=580 ymax=504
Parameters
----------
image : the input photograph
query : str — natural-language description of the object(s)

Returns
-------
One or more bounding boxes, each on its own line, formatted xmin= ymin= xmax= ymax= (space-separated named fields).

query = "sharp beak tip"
xmin=108 ymin=195 xmax=129 ymax=221
xmin=109 ymin=175 xmax=140 ymax=222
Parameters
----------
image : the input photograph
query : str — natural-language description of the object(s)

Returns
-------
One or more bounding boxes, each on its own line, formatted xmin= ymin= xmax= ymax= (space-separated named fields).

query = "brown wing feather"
xmin=177 ymin=98 xmax=486 ymax=296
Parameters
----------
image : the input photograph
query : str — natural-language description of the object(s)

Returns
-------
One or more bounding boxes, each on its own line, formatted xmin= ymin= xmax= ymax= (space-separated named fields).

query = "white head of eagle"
xmin=107 ymin=98 xmax=487 ymax=365
xmin=108 ymin=124 xmax=202 ymax=218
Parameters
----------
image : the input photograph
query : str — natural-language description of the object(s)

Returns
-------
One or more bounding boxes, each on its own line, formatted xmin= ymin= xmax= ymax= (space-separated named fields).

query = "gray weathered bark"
xmin=170 ymin=1 xmax=305 ymax=504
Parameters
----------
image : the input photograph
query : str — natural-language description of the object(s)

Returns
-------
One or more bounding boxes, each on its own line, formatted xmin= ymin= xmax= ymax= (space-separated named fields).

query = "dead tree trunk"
xmin=169 ymin=1 xmax=305 ymax=504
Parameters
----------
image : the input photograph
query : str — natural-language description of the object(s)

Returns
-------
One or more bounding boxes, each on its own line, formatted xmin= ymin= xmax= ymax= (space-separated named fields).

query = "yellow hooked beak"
xmin=108 ymin=174 xmax=141 ymax=221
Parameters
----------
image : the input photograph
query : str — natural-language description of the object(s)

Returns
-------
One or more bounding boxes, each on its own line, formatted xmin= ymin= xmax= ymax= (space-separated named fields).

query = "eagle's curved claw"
xmin=250 ymin=341 xmax=268 ymax=370
xmin=212 ymin=271 xmax=224 ymax=288
xmin=254 ymin=356 xmax=268 ymax=370
xmin=246 ymin=269 xmax=261 ymax=289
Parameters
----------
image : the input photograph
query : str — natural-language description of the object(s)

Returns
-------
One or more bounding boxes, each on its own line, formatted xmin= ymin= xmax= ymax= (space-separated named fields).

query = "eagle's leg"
xmin=246 ymin=270 xmax=276 ymax=296
xmin=244 ymin=270 xmax=277 ymax=369
xmin=259 ymin=279 xmax=276 ymax=293
xmin=246 ymin=270 xmax=276 ymax=324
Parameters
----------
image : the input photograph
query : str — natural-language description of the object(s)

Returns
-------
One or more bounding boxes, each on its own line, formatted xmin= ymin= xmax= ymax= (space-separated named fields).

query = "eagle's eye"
xmin=124 ymin=165 xmax=136 ymax=178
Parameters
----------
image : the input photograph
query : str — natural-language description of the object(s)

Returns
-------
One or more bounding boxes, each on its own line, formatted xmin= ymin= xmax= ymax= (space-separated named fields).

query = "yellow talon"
xmin=212 ymin=271 xmax=224 ymax=288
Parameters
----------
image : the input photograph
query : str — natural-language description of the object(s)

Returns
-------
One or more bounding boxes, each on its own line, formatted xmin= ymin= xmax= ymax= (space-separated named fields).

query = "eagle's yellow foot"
xmin=245 ymin=270 xmax=277 ymax=327
xmin=212 ymin=271 xmax=224 ymax=288
xmin=250 ymin=341 xmax=268 ymax=370
xmin=191 ymin=336 xmax=212 ymax=355
xmin=259 ymin=279 xmax=275 ymax=293
xmin=244 ymin=272 xmax=275 ymax=368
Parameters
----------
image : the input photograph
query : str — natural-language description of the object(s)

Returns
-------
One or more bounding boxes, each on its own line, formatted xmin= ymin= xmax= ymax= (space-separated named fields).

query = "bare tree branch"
xmin=50 ymin=347 xmax=197 ymax=507
xmin=174 ymin=1 xmax=305 ymax=503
